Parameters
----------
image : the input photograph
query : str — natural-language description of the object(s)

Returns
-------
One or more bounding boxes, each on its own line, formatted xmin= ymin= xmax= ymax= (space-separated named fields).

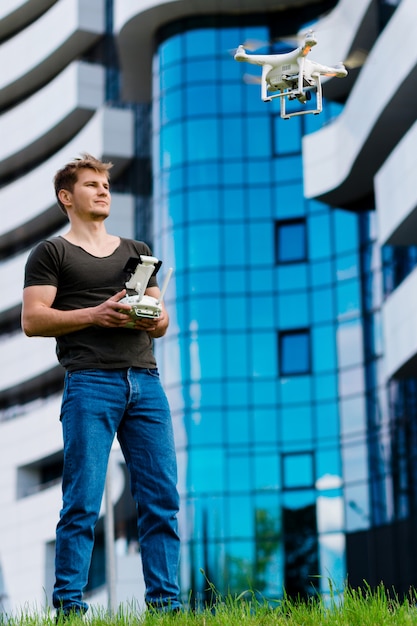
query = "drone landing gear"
xmin=265 ymin=76 xmax=323 ymax=119
xmin=281 ymin=84 xmax=321 ymax=119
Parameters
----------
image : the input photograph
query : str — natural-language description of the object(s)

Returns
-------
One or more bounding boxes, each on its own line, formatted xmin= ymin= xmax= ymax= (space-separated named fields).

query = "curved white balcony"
xmin=0 ymin=106 xmax=135 ymax=251
xmin=382 ymin=266 xmax=417 ymax=379
xmin=0 ymin=61 xmax=104 ymax=179
xmin=376 ymin=119 xmax=417 ymax=246
xmin=0 ymin=192 xmax=135 ymax=317
xmin=0 ymin=0 xmax=56 ymax=39
xmin=0 ymin=396 xmax=62 ymax=487
xmin=0 ymin=332 xmax=57 ymax=393
xmin=114 ymin=0 xmax=325 ymax=102
xmin=0 ymin=442 xmax=126 ymax=611
xmin=0 ymin=393 xmax=126 ymax=611
xmin=0 ymin=481 xmax=62 ymax=606
xmin=306 ymin=0 xmax=377 ymax=101
xmin=0 ymin=399 xmax=61 ymax=597
xmin=303 ymin=0 xmax=417 ymax=207
xmin=1 ymin=251 xmax=35 ymax=314
xmin=0 ymin=0 xmax=105 ymax=109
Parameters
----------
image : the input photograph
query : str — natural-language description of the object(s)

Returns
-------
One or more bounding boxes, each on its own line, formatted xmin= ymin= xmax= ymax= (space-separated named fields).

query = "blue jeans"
xmin=52 ymin=368 xmax=181 ymax=613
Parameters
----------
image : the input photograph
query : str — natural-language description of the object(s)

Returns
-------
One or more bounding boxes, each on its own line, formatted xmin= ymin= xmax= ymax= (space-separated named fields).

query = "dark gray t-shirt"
xmin=24 ymin=236 xmax=159 ymax=371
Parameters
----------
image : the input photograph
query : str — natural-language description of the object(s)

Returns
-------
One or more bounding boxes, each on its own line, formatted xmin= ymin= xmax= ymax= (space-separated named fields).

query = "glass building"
xmin=151 ymin=17 xmax=369 ymax=602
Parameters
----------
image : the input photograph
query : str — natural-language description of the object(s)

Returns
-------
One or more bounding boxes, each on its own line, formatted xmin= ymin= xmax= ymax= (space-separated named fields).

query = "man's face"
xmin=62 ymin=169 xmax=111 ymax=220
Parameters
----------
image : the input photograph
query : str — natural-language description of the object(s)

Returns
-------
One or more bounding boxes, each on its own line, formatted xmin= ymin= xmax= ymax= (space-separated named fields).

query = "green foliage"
xmin=2 ymin=584 xmax=417 ymax=626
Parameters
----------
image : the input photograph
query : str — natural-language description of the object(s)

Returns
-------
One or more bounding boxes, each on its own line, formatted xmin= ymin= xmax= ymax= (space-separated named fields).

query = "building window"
xmin=279 ymin=329 xmax=311 ymax=376
xmin=16 ymin=451 xmax=63 ymax=499
xmin=275 ymin=218 xmax=307 ymax=264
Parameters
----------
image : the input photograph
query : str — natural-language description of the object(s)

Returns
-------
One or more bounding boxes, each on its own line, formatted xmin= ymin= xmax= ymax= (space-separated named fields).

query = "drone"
xmin=234 ymin=31 xmax=348 ymax=119
xmin=119 ymin=255 xmax=173 ymax=325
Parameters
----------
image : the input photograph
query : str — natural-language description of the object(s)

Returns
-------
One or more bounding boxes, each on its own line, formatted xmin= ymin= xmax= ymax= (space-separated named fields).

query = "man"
xmin=21 ymin=154 xmax=181 ymax=616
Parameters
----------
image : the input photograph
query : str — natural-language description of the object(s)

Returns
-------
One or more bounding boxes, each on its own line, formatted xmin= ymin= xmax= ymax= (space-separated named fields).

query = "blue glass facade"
xmin=151 ymin=19 xmax=382 ymax=602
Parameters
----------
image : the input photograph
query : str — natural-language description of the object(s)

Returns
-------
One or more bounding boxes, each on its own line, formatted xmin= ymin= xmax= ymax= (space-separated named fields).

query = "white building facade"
xmin=1 ymin=0 xmax=414 ymax=615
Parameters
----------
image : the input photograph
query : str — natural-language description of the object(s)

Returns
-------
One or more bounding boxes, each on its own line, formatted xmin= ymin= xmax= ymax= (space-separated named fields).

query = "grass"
xmin=3 ymin=583 xmax=417 ymax=626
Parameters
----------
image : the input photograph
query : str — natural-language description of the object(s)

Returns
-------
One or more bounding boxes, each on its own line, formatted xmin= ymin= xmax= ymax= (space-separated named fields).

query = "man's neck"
xmin=63 ymin=222 xmax=120 ymax=257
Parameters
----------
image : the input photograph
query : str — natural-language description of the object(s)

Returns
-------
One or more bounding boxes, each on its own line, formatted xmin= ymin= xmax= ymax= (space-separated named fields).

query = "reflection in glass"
xmin=337 ymin=320 xmax=364 ymax=368
xmin=312 ymin=325 xmax=336 ymax=373
xmin=318 ymin=500 xmax=344 ymax=538
xmin=311 ymin=288 xmax=333 ymax=323
xmin=186 ymin=119 xmax=220 ymax=161
xmin=189 ymin=447 xmax=225 ymax=493
xmin=277 ymin=264 xmax=308 ymax=291
xmin=184 ymin=28 xmax=217 ymax=57
xmin=336 ymin=279 xmax=361 ymax=321
xmin=333 ymin=210 xmax=358 ymax=254
xmin=161 ymin=87 xmax=183 ymax=123
xmin=318 ymin=533 xmax=346 ymax=596
xmin=314 ymin=373 xmax=338 ymax=402
xmin=281 ymin=405 xmax=313 ymax=446
xmin=283 ymin=452 xmax=314 ymax=489
xmin=340 ymin=395 xmax=366 ymax=437
xmin=275 ymin=183 xmax=305 ymax=219
xmin=254 ymin=453 xmax=280 ymax=490
xmin=282 ymin=495 xmax=318 ymax=599
xmin=339 ymin=367 xmax=365 ymax=397
xmin=250 ymin=332 xmax=278 ymax=378
xmin=274 ymin=114 xmax=302 ymax=154
xmin=345 ymin=484 xmax=370 ymax=531
xmin=277 ymin=292 xmax=309 ymax=328
xmin=185 ymin=84 xmax=218 ymax=117
xmin=342 ymin=442 xmax=368 ymax=484
xmin=309 ymin=213 xmax=332 ymax=260
xmin=187 ymin=188 xmax=220 ymax=222
xmin=279 ymin=376 xmax=312 ymax=405
xmin=335 ymin=253 xmax=359 ymax=281
xmin=226 ymin=408 xmax=250 ymax=445
xmin=310 ymin=259 xmax=333 ymax=287
xmin=315 ymin=401 xmax=339 ymax=442
xmin=190 ymin=409 xmax=224 ymax=446
xmin=159 ymin=34 xmax=182 ymax=67
xmin=186 ymin=58 xmax=217 ymax=83
xmin=246 ymin=116 xmax=272 ymax=158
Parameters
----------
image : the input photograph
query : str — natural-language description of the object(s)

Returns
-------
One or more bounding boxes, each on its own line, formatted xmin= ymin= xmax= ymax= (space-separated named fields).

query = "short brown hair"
xmin=54 ymin=153 xmax=113 ymax=215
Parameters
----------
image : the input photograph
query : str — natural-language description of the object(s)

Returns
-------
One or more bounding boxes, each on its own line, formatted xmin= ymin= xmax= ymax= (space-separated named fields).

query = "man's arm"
xmin=22 ymin=285 xmax=132 ymax=337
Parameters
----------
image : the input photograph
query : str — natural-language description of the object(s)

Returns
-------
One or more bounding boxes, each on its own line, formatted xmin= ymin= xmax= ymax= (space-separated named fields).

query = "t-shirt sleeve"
xmin=23 ymin=240 xmax=61 ymax=288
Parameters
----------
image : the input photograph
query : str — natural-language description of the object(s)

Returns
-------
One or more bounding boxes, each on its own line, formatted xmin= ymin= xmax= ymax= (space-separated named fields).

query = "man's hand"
xmin=122 ymin=285 xmax=170 ymax=337
xmin=94 ymin=290 xmax=132 ymax=327
xmin=127 ymin=307 xmax=168 ymax=336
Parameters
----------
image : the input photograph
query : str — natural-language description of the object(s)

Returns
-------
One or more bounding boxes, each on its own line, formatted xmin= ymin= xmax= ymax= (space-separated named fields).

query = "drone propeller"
xmin=243 ymin=73 xmax=262 ymax=85
xmin=343 ymin=48 xmax=368 ymax=69
xmin=228 ymin=38 xmax=270 ymax=56
xmin=241 ymin=38 xmax=270 ymax=51
xmin=274 ymin=29 xmax=315 ymax=49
